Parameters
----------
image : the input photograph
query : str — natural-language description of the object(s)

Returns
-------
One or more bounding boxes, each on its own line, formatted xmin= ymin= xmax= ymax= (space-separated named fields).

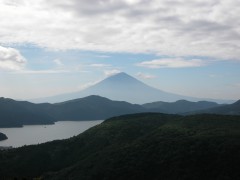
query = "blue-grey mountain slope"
xmin=48 ymin=95 xmax=145 ymax=120
xmin=197 ymin=99 xmax=240 ymax=115
xmin=0 ymin=95 xmax=238 ymax=128
xmin=0 ymin=95 xmax=145 ymax=127
xmin=143 ymin=100 xmax=220 ymax=114
xmin=32 ymin=72 xmax=231 ymax=104
xmin=0 ymin=97 xmax=54 ymax=127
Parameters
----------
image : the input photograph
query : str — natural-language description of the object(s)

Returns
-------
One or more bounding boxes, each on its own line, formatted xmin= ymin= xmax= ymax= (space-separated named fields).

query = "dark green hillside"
xmin=0 ymin=132 xmax=7 ymax=141
xmin=0 ymin=97 xmax=55 ymax=127
xmin=1 ymin=113 xmax=240 ymax=179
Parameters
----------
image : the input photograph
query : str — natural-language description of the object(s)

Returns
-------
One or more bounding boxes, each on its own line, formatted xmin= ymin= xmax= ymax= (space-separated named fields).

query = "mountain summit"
xmin=102 ymin=72 xmax=137 ymax=83
xmin=32 ymin=72 xmax=231 ymax=104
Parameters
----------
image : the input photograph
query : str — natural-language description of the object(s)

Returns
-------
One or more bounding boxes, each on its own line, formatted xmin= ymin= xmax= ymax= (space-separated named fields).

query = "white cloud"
xmin=14 ymin=69 xmax=70 ymax=74
xmin=0 ymin=46 xmax=26 ymax=70
xmin=90 ymin=63 xmax=111 ymax=68
xmin=12 ymin=68 xmax=90 ymax=74
xmin=94 ymin=55 xmax=111 ymax=58
xmin=0 ymin=0 xmax=240 ymax=60
xmin=54 ymin=59 xmax=64 ymax=67
xmin=77 ymin=80 xmax=102 ymax=90
xmin=137 ymin=58 xmax=206 ymax=68
xmin=104 ymin=69 xmax=122 ymax=76
xmin=136 ymin=72 xmax=156 ymax=79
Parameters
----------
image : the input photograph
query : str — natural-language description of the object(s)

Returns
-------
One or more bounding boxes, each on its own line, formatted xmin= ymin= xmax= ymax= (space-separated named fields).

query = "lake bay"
xmin=0 ymin=120 xmax=103 ymax=148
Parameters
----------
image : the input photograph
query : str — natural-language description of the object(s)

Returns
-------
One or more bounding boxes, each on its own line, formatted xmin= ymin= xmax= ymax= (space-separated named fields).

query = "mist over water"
xmin=0 ymin=120 xmax=103 ymax=148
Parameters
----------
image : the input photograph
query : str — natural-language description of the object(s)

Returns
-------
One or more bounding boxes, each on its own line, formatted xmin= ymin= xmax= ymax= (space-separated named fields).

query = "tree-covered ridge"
xmin=0 ymin=132 xmax=7 ymax=141
xmin=0 ymin=95 xmax=144 ymax=127
xmin=0 ymin=97 xmax=55 ymax=127
xmin=1 ymin=113 xmax=240 ymax=179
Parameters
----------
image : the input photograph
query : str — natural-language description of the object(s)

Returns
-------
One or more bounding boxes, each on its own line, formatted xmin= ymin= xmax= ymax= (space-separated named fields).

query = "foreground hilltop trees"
xmin=1 ymin=113 xmax=240 ymax=179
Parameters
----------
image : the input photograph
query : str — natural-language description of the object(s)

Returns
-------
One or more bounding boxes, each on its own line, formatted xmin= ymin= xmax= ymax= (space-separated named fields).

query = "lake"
xmin=0 ymin=120 xmax=103 ymax=148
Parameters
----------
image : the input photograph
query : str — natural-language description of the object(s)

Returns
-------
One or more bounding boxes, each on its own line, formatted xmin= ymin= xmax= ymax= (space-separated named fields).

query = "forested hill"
xmin=0 ymin=95 xmax=144 ymax=127
xmin=1 ymin=113 xmax=240 ymax=179
xmin=0 ymin=97 xmax=55 ymax=127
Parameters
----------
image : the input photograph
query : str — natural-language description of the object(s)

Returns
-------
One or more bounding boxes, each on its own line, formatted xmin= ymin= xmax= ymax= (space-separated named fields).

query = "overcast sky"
xmin=0 ymin=0 xmax=239 ymax=100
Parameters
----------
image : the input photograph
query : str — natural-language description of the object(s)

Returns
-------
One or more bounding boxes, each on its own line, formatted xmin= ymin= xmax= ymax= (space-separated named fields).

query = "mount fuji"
xmin=32 ymin=72 xmax=231 ymax=104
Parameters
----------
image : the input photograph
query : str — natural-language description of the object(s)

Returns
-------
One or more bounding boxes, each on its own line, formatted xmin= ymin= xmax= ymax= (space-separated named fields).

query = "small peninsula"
xmin=0 ymin=132 xmax=7 ymax=141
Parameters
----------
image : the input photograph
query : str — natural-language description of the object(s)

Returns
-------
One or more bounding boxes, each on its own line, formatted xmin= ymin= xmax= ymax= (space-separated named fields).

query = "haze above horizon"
xmin=0 ymin=0 xmax=239 ymax=100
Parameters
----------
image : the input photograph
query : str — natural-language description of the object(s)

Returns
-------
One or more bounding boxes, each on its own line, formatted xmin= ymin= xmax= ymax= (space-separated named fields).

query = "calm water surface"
xmin=0 ymin=120 xmax=103 ymax=148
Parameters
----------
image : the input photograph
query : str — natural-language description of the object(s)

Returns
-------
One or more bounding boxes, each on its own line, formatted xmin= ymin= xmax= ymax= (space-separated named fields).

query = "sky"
xmin=0 ymin=0 xmax=239 ymax=100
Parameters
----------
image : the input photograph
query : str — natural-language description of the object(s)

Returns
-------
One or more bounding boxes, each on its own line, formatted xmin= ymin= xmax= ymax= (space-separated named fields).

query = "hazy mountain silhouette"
xmin=32 ymin=72 xmax=231 ymax=104
xmin=143 ymin=100 xmax=219 ymax=114
xmin=197 ymin=99 xmax=240 ymax=115
xmin=0 ymin=95 xmax=145 ymax=127
xmin=0 ymin=94 xmax=238 ymax=128
xmin=0 ymin=97 xmax=54 ymax=127
xmin=48 ymin=95 xmax=145 ymax=120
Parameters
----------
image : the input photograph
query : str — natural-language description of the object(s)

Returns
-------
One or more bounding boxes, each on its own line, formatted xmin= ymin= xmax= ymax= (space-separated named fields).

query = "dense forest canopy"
xmin=1 ymin=113 xmax=240 ymax=179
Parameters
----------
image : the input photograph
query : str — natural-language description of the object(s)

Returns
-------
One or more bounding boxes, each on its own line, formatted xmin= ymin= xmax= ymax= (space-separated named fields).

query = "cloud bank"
xmin=136 ymin=72 xmax=156 ymax=79
xmin=0 ymin=46 xmax=26 ymax=70
xmin=137 ymin=58 xmax=206 ymax=68
xmin=0 ymin=0 xmax=239 ymax=60
xmin=104 ymin=69 xmax=122 ymax=76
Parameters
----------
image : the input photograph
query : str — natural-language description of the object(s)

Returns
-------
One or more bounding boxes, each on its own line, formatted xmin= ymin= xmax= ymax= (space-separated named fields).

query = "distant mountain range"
xmin=0 ymin=95 xmax=239 ymax=128
xmin=143 ymin=100 xmax=220 ymax=114
xmin=0 ymin=95 xmax=144 ymax=127
xmin=196 ymin=99 xmax=240 ymax=115
xmin=47 ymin=95 xmax=144 ymax=121
xmin=32 ymin=72 xmax=233 ymax=104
